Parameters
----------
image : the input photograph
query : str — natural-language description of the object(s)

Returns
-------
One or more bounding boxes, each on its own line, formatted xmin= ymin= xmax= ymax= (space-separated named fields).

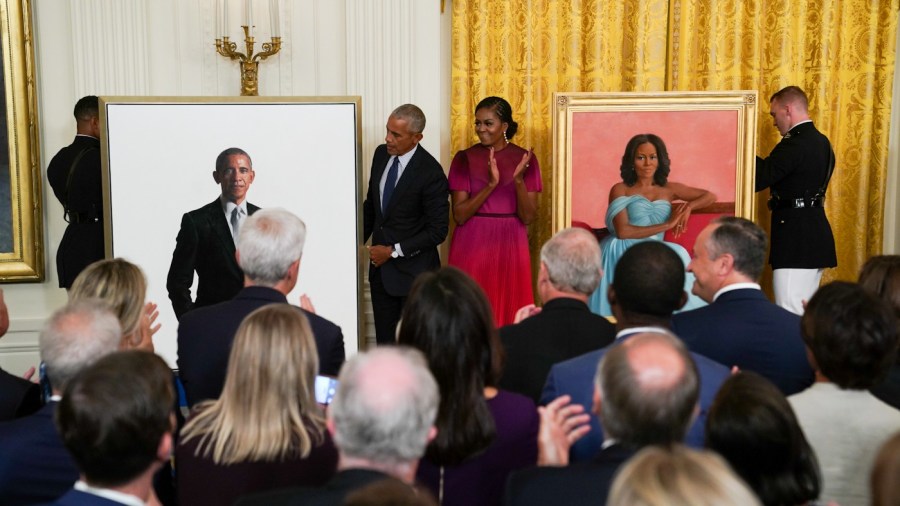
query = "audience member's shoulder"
xmin=300 ymin=308 xmax=342 ymax=335
xmin=688 ymin=351 xmax=730 ymax=377
xmin=506 ymin=460 xmax=616 ymax=506
xmin=235 ymin=486 xmax=310 ymax=506
xmin=492 ymin=389 xmax=537 ymax=410
xmin=178 ymin=298 xmax=231 ymax=326
xmin=555 ymin=347 xmax=607 ymax=372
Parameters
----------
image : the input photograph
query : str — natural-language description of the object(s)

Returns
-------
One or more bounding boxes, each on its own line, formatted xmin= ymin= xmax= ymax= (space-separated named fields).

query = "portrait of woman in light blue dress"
xmin=589 ymin=133 xmax=716 ymax=316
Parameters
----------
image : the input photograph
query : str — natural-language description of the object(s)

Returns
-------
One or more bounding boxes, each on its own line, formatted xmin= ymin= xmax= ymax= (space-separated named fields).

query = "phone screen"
xmin=314 ymin=375 xmax=339 ymax=405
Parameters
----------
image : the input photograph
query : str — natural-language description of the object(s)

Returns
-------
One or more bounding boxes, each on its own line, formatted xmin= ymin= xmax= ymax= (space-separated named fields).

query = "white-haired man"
xmin=177 ymin=207 xmax=344 ymax=406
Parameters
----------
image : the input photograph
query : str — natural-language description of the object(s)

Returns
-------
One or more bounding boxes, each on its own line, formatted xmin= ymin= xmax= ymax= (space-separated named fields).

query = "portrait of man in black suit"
xmin=362 ymin=104 xmax=449 ymax=345
xmin=167 ymin=147 xmax=260 ymax=320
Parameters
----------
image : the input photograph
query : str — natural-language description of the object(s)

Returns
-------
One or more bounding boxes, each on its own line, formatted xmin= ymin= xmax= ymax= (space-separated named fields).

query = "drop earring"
xmin=503 ymin=130 xmax=508 ymax=144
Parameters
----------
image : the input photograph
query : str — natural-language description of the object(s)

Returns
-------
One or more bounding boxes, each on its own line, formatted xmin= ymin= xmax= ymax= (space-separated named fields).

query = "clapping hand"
xmin=299 ymin=294 xmax=316 ymax=314
xmin=488 ymin=147 xmax=501 ymax=187
xmin=537 ymin=395 xmax=591 ymax=467
xmin=512 ymin=148 xmax=534 ymax=182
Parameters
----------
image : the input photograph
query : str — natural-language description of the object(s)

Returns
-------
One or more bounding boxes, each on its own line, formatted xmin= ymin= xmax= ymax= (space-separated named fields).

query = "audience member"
xmin=706 ymin=371 xmax=821 ymax=506
xmin=177 ymin=207 xmax=344 ymax=406
xmin=673 ymin=217 xmax=813 ymax=395
xmin=607 ymin=445 xmax=762 ymax=506
xmin=398 ymin=267 xmax=538 ymax=506
xmin=499 ymin=228 xmax=616 ymax=402
xmin=541 ymin=241 xmax=729 ymax=461
xmin=343 ymin=478 xmax=438 ymax=506
xmin=177 ymin=304 xmax=338 ymax=505
xmin=0 ymin=301 xmax=121 ymax=505
xmin=859 ymin=255 xmax=900 ymax=408
xmin=507 ymin=331 xmax=700 ymax=506
xmin=789 ymin=281 xmax=900 ymax=505
xmin=0 ymin=288 xmax=41 ymax=420
xmin=69 ymin=258 xmax=159 ymax=352
xmin=237 ymin=346 xmax=439 ymax=506
xmin=872 ymin=431 xmax=900 ymax=506
xmin=49 ymin=350 xmax=174 ymax=506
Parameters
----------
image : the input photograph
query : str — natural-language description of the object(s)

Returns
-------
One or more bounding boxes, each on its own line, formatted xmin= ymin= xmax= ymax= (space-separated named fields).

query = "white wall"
xmin=0 ymin=0 xmax=450 ymax=373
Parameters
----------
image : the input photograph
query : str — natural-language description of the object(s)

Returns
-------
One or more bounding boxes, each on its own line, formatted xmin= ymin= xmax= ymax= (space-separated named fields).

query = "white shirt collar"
xmin=712 ymin=282 xmax=761 ymax=302
xmin=396 ymin=143 xmax=418 ymax=167
xmin=221 ymin=197 xmax=247 ymax=216
xmin=74 ymin=481 xmax=145 ymax=506
xmin=786 ymin=119 xmax=813 ymax=133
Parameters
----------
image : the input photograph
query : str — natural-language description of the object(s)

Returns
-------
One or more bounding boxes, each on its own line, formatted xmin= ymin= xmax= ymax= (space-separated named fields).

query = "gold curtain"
xmin=451 ymin=0 xmax=898 ymax=286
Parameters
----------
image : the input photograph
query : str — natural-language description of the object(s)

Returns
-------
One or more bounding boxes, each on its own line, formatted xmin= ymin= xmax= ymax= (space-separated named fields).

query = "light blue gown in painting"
xmin=588 ymin=195 xmax=706 ymax=316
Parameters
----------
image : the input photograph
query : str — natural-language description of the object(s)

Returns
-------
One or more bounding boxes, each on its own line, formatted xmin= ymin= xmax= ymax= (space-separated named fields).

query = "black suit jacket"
xmin=672 ymin=288 xmax=814 ymax=396
xmin=167 ymin=198 xmax=260 ymax=319
xmin=499 ymin=298 xmax=616 ymax=403
xmin=47 ymin=135 xmax=104 ymax=288
xmin=756 ymin=121 xmax=837 ymax=269
xmin=0 ymin=367 xmax=41 ymax=421
xmin=236 ymin=468 xmax=391 ymax=506
xmin=362 ymin=144 xmax=448 ymax=296
xmin=504 ymin=444 xmax=634 ymax=506
xmin=176 ymin=286 xmax=345 ymax=406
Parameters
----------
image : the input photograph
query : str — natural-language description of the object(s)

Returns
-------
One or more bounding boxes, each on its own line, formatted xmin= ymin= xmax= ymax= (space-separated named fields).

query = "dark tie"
xmin=382 ymin=156 xmax=399 ymax=212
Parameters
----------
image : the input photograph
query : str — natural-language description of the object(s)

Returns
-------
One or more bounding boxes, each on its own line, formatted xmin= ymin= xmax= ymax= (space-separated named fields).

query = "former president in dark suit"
xmin=167 ymin=147 xmax=260 ymax=320
xmin=177 ymin=208 xmax=344 ymax=406
xmin=756 ymin=86 xmax=837 ymax=315
xmin=363 ymin=104 xmax=449 ymax=344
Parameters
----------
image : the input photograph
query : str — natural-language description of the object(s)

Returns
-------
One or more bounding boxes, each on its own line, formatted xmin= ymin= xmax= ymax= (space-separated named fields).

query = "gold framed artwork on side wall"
xmin=0 ymin=0 xmax=42 ymax=282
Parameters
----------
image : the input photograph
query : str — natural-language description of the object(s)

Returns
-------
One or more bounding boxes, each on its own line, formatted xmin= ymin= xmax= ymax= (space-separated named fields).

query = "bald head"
xmin=595 ymin=332 xmax=699 ymax=449
xmin=329 ymin=347 xmax=438 ymax=466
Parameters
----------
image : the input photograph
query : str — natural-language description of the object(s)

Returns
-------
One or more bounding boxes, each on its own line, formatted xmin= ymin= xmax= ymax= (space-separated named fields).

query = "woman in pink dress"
xmin=449 ymin=96 xmax=542 ymax=327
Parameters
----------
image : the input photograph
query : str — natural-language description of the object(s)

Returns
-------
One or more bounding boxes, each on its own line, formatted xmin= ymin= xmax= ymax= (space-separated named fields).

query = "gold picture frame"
xmin=552 ymin=91 xmax=758 ymax=247
xmin=0 ymin=0 xmax=41 ymax=282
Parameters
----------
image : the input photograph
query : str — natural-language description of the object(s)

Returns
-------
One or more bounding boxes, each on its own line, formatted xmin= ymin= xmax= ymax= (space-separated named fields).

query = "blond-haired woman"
xmin=608 ymin=445 xmax=761 ymax=506
xmin=176 ymin=304 xmax=337 ymax=504
xmin=69 ymin=258 xmax=159 ymax=351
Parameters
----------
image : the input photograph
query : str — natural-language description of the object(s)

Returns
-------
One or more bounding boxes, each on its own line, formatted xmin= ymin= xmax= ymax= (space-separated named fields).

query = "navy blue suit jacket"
xmin=504 ymin=443 xmax=633 ymax=506
xmin=541 ymin=333 xmax=730 ymax=463
xmin=672 ymin=288 xmax=814 ymax=395
xmin=177 ymin=286 xmax=345 ymax=406
xmin=0 ymin=402 xmax=79 ymax=505
xmin=42 ymin=489 xmax=127 ymax=506
xmin=167 ymin=198 xmax=261 ymax=319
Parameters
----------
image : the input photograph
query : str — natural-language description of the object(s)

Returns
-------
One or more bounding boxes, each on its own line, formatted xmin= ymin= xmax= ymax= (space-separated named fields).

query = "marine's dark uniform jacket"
xmin=756 ymin=121 xmax=837 ymax=269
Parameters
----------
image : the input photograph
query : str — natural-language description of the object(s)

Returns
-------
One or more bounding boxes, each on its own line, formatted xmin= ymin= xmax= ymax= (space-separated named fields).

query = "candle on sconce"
xmin=246 ymin=0 xmax=253 ymax=32
xmin=269 ymin=0 xmax=280 ymax=37
xmin=223 ymin=0 xmax=229 ymax=37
